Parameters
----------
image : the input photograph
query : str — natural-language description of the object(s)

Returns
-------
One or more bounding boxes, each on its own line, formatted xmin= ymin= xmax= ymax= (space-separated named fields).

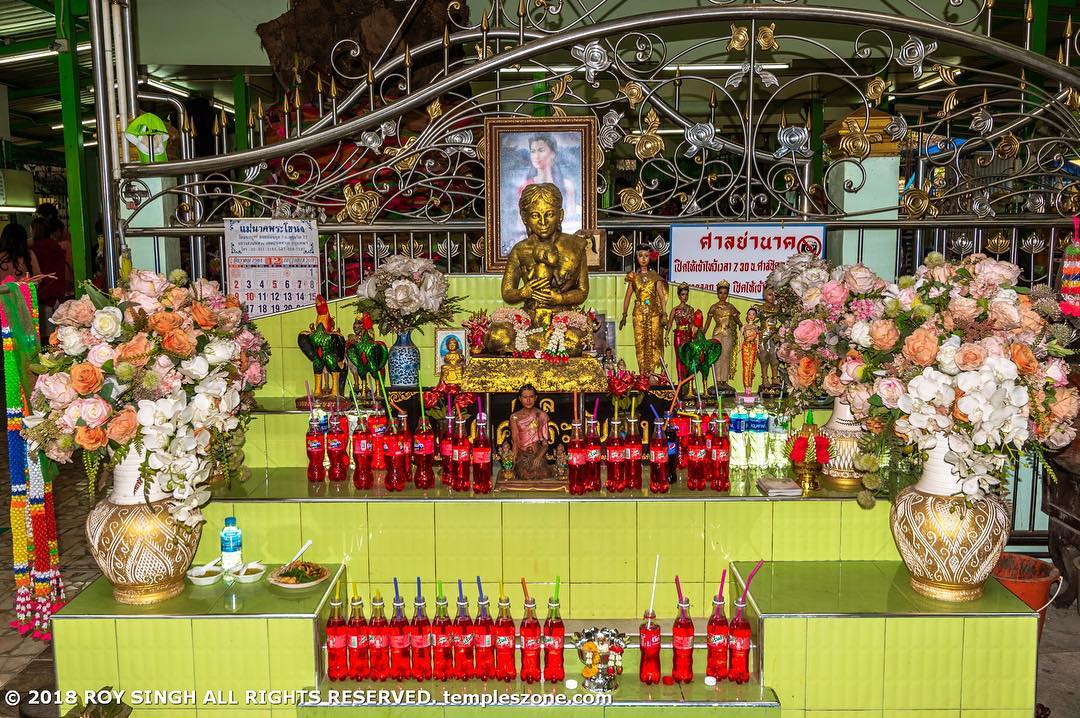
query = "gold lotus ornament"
xmin=728 ymin=24 xmax=749 ymax=52
xmin=618 ymin=182 xmax=648 ymax=213
xmin=624 ymin=109 xmax=665 ymax=160
xmin=336 ymin=184 xmax=381 ymax=223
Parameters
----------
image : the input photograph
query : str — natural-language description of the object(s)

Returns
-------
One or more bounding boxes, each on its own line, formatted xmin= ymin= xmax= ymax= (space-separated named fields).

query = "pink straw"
xmin=674 ymin=574 xmax=684 ymax=603
xmin=305 ymin=380 xmax=314 ymax=417
xmin=716 ymin=568 xmax=727 ymax=601
xmin=736 ymin=559 xmax=765 ymax=620
xmin=476 ymin=396 xmax=483 ymax=421
xmin=593 ymin=396 xmax=600 ymax=420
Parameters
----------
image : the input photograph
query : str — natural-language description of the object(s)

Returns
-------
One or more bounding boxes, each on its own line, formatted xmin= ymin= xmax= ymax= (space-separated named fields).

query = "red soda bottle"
xmin=706 ymin=594 xmax=730 ymax=680
xmin=728 ymin=598 xmax=751 ymax=684
xmin=389 ymin=595 xmax=411 ymax=681
xmin=370 ymin=414 xmax=388 ymax=470
xmin=368 ymin=593 xmax=390 ymax=681
xmin=431 ymin=594 xmax=453 ymax=680
xmin=673 ymin=409 xmax=691 ymax=470
xmin=384 ymin=421 xmax=406 ymax=492
xmin=519 ymin=597 xmax=542 ymax=683
xmin=542 ymin=596 xmax=565 ymax=683
xmin=396 ymin=412 xmax=413 ymax=482
xmin=327 ymin=413 xmax=349 ymax=483
xmin=687 ymin=417 xmax=707 ymax=490
xmin=451 ymin=417 xmax=471 ymax=492
xmin=710 ymin=414 xmax=731 ymax=492
xmin=452 ymin=596 xmax=474 ymax=680
xmin=326 ymin=598 xmax=348 ymax=681
xmin=493 ymin=596 xmax=517 ymax=681
xmin=413 ymin=418 xmax=436 ymax=489
xmin=627 ymin=419 xmax=643 ymax=490
xmin=472 ymin=594 xmax=495 ymax=680
xmin=567 ymin=421 xmax=585 ymax=495
xmin=352 ymin=417 xmax=374 ymax=490
xmin=702 ymin=417 xmax=717 ymax=488
xmin=471 ymin=417 xmax=493 ymax=494
xmin=638 ymin=608 xmax=661 ymax=684
xmin=671 ymin=596 xmax=695 ymax=683
xmin=411 ymin=593 xmax=432 ymax=681
xmin=348 ymin=595 xmax=369 ymax=680
xmin=648 ymin=419 xmax=669 ymax=494
xmin=306 ymin=417 xmax=326 ymax=483
xmin=440 ymin=416 xmax=454 ymax=486
xmin=585 ymin=418 xmax=602 ymax=492
xmin=605 ymin=420 xmax=624 ymax=493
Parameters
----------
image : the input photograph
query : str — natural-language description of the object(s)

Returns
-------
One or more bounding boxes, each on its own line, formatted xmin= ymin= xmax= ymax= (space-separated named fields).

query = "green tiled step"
xmin=297 ymin=678 xmax=780 ymax=715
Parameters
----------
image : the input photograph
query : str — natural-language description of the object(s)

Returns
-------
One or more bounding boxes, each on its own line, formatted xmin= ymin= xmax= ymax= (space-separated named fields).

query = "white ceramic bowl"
xmin=186 ymin=565 xmax=223 ymax=586
xmin=229 ymin=562 xmax=267 ymax=584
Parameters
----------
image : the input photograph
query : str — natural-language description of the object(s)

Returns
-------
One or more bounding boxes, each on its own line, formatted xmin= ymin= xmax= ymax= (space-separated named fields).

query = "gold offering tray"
xmin=461 ymin=356 xmax=608 ymax=393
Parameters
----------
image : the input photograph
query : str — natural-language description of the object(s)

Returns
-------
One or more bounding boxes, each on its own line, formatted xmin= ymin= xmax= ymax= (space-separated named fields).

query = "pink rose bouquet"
xmin=22 ymin=269 xmax=271 ymax=528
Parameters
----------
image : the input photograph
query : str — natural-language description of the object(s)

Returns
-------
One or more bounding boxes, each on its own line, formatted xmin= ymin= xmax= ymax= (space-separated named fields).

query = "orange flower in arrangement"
xmin=191 ymin=301 xmax=217 ymax=330
xmin=1009 ymin=343 xmax=1039 ymax=375
xmin=148 ymin=311 xmax=184 ymax=334
xmin=953 ymin=389 xmax=969 ymax=422
xmin=74 ymin=426 xmax=108 ymax=451
xmin=161 ymin=328 xmax=197 ymax=357
xmin=115 ymin=332 xmax=153 ymax=367
xmin=794 ymin=356 xmax=819 ymax=388
xmin=225 ymin=294 xmax=241 ymax=309
xmin=69 ymin=363 xmax=104 ymax=395
xmin=106 ymin=406 xmax=139 ymax=444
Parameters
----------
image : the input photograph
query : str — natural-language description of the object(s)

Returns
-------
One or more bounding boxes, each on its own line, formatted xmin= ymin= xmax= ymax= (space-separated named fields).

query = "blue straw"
xmin=457 ymin=578 xmax=465 ymax=602
xmin=393 ymin=577 xmax=400 ymax=602
xmin=476 ymin=575 xmax=485 ymax=602
xmin=416 ymin=576 xmax=423 ymax=603
xmin=649 ymin=404 xmax=661 ymax=421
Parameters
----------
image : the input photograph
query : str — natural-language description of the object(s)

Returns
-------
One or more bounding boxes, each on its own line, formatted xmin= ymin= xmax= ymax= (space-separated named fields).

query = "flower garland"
xmin=1 ymin=280 xmax=63 ymax=639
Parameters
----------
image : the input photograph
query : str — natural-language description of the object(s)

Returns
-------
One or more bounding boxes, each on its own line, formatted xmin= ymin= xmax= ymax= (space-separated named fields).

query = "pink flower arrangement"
xmin=22 ymin=269 xmax=271 ymax=527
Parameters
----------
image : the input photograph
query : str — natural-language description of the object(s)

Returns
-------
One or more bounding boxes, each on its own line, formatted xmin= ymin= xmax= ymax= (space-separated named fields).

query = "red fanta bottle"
xmin=585 ymin=418 xmax=602 ymax=492
xmin=452 ymin=596 xmax=475 ymax=680
xmin=326 ymin=598 xmax=348 ymax=681
xmin=368 ymin=593 xmax=390 ymax=681
xmin=388 ymin=596 xmax=411 ymax=681
xmin=728 ymin=597 xmax=751 ymax=684
xmin=567 ymin=421 xmax=585 ymax=495
xmin=519 ymin=597 xmax=542 ymax=683
xmin=671 ymin=596 xmax=695 ymax=683
xmin=606 ymin=420 xmax=625 ymax=493
xmin=648 ymin=419 xmax=669 ymax=494
xmin=542 ymin=597 xmax=565 ymax=683
xmin=687 ymin=417 xmax=707 ymax=490
xmin=472 ymin=595 xmax=495 ymax=680
xmin=396 ymin=412 xmax=412 ymax=481
xmin=706 ymin=594 xmax=730 ymax=680
xmin=451 ymin=417 xmax=471 ymax=492
xmin=347 ymin=595 xmax=370 ymax=680
xmin=493 ymin=596 xmax=517 ymax=681
xmin=411 ymin=594 xmax=432 ymax=681
xmin=352 ymin=417 xmax=373 ymax=490
xmin=369 ymin=414 xmax=388 ymax=471
xmin=440 ymin=416 xmax=454 ymax=486
xmin=638 ymin=608 xmax=661 ymax=684
xmin=627 ymin=418 xmax=644 ymax=490
xmin=413 ymin=418 xmax=436 ymax=489
xmin=472 ymin=417 xmax=493 ymax=494
xmin=431 ymin=594 xmax=453 ymax=680
xmin=306 ymin=417 xmax=326 ymax=483
xmin=383 ymin=422 xmax=406 ymax=492
xmin=326 ymin=413 xmax=350 ymax=483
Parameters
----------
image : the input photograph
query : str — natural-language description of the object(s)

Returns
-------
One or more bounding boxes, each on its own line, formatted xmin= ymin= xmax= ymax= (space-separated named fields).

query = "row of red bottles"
xmin=325 ymin=591 xmax=565 ymax=683
xmin=637 ymin=596 xmax=751 ymax=685
xmin=569 ymin=419 xmax=647 ymax=495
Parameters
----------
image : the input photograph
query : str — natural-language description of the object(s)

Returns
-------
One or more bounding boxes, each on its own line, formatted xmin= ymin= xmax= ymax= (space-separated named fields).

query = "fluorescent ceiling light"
xmin=212 ymin=101 xmax=235 ymax=115
xmin=0 ymin=206 xmax=37 ymax=213
xmin=143 ymin=78 xmax=191 ymax=98
xmin=49 ymin=119 xmax=96 ymax=130
xmin=0 ymin=41 xmax=91 ymax=66
xmin=499 ymin=62 xmax=789 ymax=74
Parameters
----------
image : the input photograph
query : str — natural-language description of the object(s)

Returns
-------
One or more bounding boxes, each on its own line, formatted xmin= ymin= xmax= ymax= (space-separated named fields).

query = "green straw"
xmin=554 ymin=575 xmax=560 ymax=602
xmin=377 ymin=372 xmax=395 ymax=431
xmin=437 ymin=579 xmax=444 ymax=600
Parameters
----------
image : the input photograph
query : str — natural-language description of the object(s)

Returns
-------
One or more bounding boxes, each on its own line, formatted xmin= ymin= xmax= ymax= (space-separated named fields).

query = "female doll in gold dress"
xmin=668 ymin=283 xmax=695 ymax=383
xmin=619 ymin=248 xmax=667 ymax=379
xmin=741 ymin=307 xmax=761 ymax=393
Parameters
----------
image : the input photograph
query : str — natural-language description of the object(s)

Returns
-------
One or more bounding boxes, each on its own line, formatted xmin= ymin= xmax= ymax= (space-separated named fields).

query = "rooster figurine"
xmin=346 ymin=312 xmax=389 ymax=401
xmin=297 ymin=295 xmax=347 ymax=402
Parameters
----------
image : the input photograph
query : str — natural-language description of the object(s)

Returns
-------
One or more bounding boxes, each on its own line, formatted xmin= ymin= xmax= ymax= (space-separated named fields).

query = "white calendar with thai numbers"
xmin=224 ymin=218 xmax=320 ymax=319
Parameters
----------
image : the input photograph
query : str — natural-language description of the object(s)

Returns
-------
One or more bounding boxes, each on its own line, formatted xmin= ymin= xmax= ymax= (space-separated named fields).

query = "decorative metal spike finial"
xmin=1059 ymin=45 xmax=1065 ymax=64
xmin=709 ymin=88 xmax=717 ymax=109
xmin=256 ymin=97 xmax=264 ymax=119
xmin=316 ymin=73 xmax=323 ymax=93
xmin=283 ymin=93 xmax=291 ymax=112
xmin=293 ymin=86 xmax=300 ymax=106
xmin=1067 ymin=15 xmax=1074 ymax=38
xmin=1025 ymin=0 xmax=1033 ymax=24
xmin=246 ymin=108 xmax=254 ymax=128
xmin=1020 ymin=69 xmax=1027 ymax=91
xmin=443 ymin=25 xmax=450 ymax=47
xmin=404 ymin=44 xmax=412 ymax=68
xmin=517 ymin=0 xmax=526 ymax=18
xmin=986 ymin=0 xmax=994 ymax=8
xmin=780 ymin=109 xmax=787 ymax=128
xmin=673 ymin=66 xmax=682 ymax=86
xmin=212 ymin=115 xmax=220 ymax=135
xmin=367 ymin=61 xmax=375 ymax=84
xmin=982 ymin=88 xmax=989 ymax=105
xmin=481 ymin=10 xmax=489 ymax=32
xmin=330 ymin=77 xmax=338 ymax=99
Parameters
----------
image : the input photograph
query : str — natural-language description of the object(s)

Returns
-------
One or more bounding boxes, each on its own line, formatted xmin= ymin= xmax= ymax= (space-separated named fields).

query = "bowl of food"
xmin=186 ymin=564 xmax=223 ymax=586
xmin=267 ymin=561 xmax=329 ymax=589
xmin=229 ymin=561 xmax=267 ymax=584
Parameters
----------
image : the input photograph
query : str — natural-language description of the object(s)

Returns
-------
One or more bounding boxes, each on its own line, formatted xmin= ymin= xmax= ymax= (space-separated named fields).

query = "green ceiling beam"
xmin=17 ymin=0 xmax=57 ymax=15
xmin=0 ymin=29 xmax=89 ymax=58
xmin=57 ymin=0 xmax=91 ymax=288
xmin=9 ymin=85 xmax=58 ymax=99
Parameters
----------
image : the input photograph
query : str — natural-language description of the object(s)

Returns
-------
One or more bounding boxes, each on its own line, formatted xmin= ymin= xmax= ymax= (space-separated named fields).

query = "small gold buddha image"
xmin=438 ymin=335 xmax=466 ymax=388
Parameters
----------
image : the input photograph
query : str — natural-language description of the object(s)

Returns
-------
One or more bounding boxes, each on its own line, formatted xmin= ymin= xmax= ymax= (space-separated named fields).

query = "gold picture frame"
xmin=484 ymin=116 xmax=598 ymax=272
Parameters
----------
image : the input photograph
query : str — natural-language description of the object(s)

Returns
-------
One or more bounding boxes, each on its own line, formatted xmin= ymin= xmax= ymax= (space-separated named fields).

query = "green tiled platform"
xmin=732 ymin=562 xmax=1038 ymax=717
xmin=53 ymin=565 xmax=344 ymax=716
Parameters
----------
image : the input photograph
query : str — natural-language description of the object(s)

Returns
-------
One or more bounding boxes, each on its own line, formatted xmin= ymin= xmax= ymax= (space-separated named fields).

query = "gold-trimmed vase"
xmin=819 ymin=397 xmax=865 ymax=493
xmin=890 ymin=437 xmax=1010 ymax=602
xmin=85 ymin=448 xmax=201 ymax=605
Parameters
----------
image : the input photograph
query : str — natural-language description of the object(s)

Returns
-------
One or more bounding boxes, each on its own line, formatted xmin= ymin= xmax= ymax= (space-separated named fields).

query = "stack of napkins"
xmin=756 ymin=477 xmax=803 ymax=497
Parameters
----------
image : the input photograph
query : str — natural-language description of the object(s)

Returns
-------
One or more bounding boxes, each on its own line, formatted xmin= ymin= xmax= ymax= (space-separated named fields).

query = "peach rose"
xmin=869 ymin=319 xmax=900 ymax=352
xmin=793 ymin=356 xmax=820 ymax=389
xmin=792 ymin=319 xmax=828 ymax=349
xmin=225 ymin=294 xmax=241 ymax=309
xmin=74 ymin=426 xmax=108 ymax=451
xmin=1010 ymin=343 xmax=1039 ymax=375
xmin=191 ymin=301 xmax=218 ymax=330
xmin=988 ymin=300 xmax=1021 ymax=330
xmin=954 ymin=342 xmax=987 ymax=371
xmin=1050 ymin=388 xmax=1080 ymax=422
xmin=106 ymin=406 xmax=139 ymax=444
xmin=161 ymin=329 xmax=196 ymax=358
xmin=69 ymin=362 xmax=104 ymax=396
xmin=948 ymin=295 xmax=981 ymax=323
xmin=51 ymin=297 xmax=96 ymax=327
xmin=1018 ymin=305 xmax=1045 ymax=336
xmin=115 ymin=332 xmax=153 ymax=368
xmin=902 ymin=327 xmax=939 ymax=366
xmin=162 ymin=286 xmax=191 ymax=309
xmin=148 ymin=311 xmax=184 ymax=334
xmin=823 ymin=371 xmax=845 ymax=396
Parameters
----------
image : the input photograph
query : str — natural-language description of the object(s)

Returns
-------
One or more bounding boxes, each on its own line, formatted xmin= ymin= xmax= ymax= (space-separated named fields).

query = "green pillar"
xmin=232 ymin=74 xmax=249 ymax=151
xmin=810 ymin=98 xmax=824 ymax=186
xmin=56 ymin=0 xmax=91 ymax=288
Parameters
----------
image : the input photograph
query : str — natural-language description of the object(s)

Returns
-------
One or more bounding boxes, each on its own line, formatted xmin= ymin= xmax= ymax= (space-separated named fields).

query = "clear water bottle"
xmin=729 ymin=402 xmax=749 ymax=472
xmin=220 ymin=516 xmax=243 ymax=574
xmin=748 ymin=401 xmax=769 ymax=471
xmin=768 ymin=413 xmax=790 ymax=471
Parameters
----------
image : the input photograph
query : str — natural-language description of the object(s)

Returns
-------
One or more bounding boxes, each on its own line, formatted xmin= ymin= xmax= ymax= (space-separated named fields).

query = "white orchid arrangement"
xmin=23 ymin=270 xmax=270 ymax=528
xmin=354 ymin=255 xmax=463 ymax=335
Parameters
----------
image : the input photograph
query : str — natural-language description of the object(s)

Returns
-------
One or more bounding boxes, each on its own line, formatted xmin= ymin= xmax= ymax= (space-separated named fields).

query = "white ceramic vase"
xmin=819 ymin=397 xmax=864 ymax=493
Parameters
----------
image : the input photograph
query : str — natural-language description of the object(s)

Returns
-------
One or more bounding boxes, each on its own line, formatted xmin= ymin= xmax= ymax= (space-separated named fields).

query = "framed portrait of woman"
xmin=484 ymin=116 xmax=597 ymax=272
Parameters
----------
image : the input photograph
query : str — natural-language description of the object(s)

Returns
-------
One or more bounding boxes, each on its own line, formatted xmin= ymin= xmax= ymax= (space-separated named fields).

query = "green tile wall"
xmin=54 ymin=619 xmax=119 ymax=716
xmin=772 ymin=502 xmax=842 ymax=561
xmin=116 ymin=618 xmax=195 ymax=698
xmin=300 ymin=503 xmax=368 ymax=585
xmin=960 ymin=617 xmax=1037 ymax=710
xmin=805 ymin=618 xmax=885 ymax=710
xmin=232 ymin=502 xmax=303 ymax=562
xmin=637 ymin=502 xmax=705 ymax=583
xmin=761 ymin=618 xmax=806 ymax=709
xmin=192 ymin=619 xmax=270 ymax=709
xmin=883 ymin=618 xmax=964 ymax=710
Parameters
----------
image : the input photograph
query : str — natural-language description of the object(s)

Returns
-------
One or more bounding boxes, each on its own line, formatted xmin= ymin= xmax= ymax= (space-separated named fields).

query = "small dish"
xmin=229 ymin=561 xmax=267 ymax=584
xmin=186 ymin=565 xmax=223 ymax=586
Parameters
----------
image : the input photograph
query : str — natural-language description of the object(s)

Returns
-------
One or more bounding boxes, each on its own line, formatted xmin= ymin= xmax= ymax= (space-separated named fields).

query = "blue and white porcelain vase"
xmin=388 ymin=330 xmax=421 ymax=386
